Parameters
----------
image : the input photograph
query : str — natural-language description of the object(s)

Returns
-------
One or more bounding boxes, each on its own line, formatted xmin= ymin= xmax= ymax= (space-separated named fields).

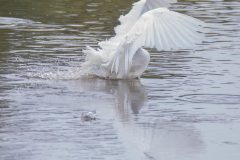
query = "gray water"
xmin=0 ymin=0 xmax=240 ymax=160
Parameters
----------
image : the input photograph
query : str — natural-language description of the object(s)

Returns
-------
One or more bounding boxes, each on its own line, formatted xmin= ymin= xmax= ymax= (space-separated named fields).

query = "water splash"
xmin=26 ymin=68 xmax=84 ymax=80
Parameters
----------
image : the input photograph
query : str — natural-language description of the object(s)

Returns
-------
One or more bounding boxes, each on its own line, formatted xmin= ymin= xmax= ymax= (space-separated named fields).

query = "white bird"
xmin=82 ymin=0 xmax=205 ymax=79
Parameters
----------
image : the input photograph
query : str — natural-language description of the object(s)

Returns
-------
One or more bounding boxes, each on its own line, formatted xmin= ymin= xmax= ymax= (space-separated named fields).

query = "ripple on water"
xmin=177 ymin=94 xmax=240 ymax=105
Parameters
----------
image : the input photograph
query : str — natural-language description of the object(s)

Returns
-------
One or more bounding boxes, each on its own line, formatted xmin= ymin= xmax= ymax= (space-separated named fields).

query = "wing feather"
xmin=107 ymin=8 xmax=205 ymax=78
xmin=133 ymin=8 xmax=205 ymax=48
xmin=162 ymin=16 xmax=180 ymax=48
xmin=164 ymin=19 xmax=188 ymax=48
xmin=100 ymin=0 xmax=178 ymax=51
xmin=115 ymin=0 xmax=177 ymax=37
xmin=170 ymin=16 xmax=203 ymax=46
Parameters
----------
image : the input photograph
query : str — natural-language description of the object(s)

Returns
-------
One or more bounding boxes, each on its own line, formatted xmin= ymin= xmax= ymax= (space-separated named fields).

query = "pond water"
xmin=0 ymin=0 xmax=240 ymax=160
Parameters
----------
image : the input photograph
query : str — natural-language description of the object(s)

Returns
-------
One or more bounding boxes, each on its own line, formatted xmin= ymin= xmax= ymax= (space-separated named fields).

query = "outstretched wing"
xmin=100 ymin=0 xmax=177 ymax=51
xmin=108 ymin=8 xmax=205 ymax=78
xmin=126 ymin=8 xmax=205 ymax=51
xmin=115 ymin=0 xmax=177 ymax=37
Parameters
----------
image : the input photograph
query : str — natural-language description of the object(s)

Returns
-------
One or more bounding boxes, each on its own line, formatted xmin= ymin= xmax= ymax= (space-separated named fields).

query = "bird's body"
xmin=82 ymin=0 xmax=205 ymax=79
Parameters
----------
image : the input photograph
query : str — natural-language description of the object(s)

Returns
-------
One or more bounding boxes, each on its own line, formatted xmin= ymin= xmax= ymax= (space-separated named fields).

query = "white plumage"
xmin=82 ymin=0 xmax=205 ymax=79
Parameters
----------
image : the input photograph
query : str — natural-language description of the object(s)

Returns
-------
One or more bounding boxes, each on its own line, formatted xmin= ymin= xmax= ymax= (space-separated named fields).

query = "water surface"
xmin=0 ymin=0 xmax=240 ymax=160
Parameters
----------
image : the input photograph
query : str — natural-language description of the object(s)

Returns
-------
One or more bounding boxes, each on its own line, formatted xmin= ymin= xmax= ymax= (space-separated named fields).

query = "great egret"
xmin=82 ymin=0 xmax=205 ymax=79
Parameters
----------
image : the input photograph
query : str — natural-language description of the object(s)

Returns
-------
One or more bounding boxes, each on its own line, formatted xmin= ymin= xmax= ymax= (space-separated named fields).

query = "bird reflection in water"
xmin=77 ymin=78 xmax=203 ymax=160
xmin=112 ymin=79 xmax=147 ymax=121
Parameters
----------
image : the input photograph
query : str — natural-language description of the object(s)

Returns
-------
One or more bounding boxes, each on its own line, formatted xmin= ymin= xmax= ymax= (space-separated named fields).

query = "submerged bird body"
xmin=82 ymin=0 xmax=204 ymax=79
